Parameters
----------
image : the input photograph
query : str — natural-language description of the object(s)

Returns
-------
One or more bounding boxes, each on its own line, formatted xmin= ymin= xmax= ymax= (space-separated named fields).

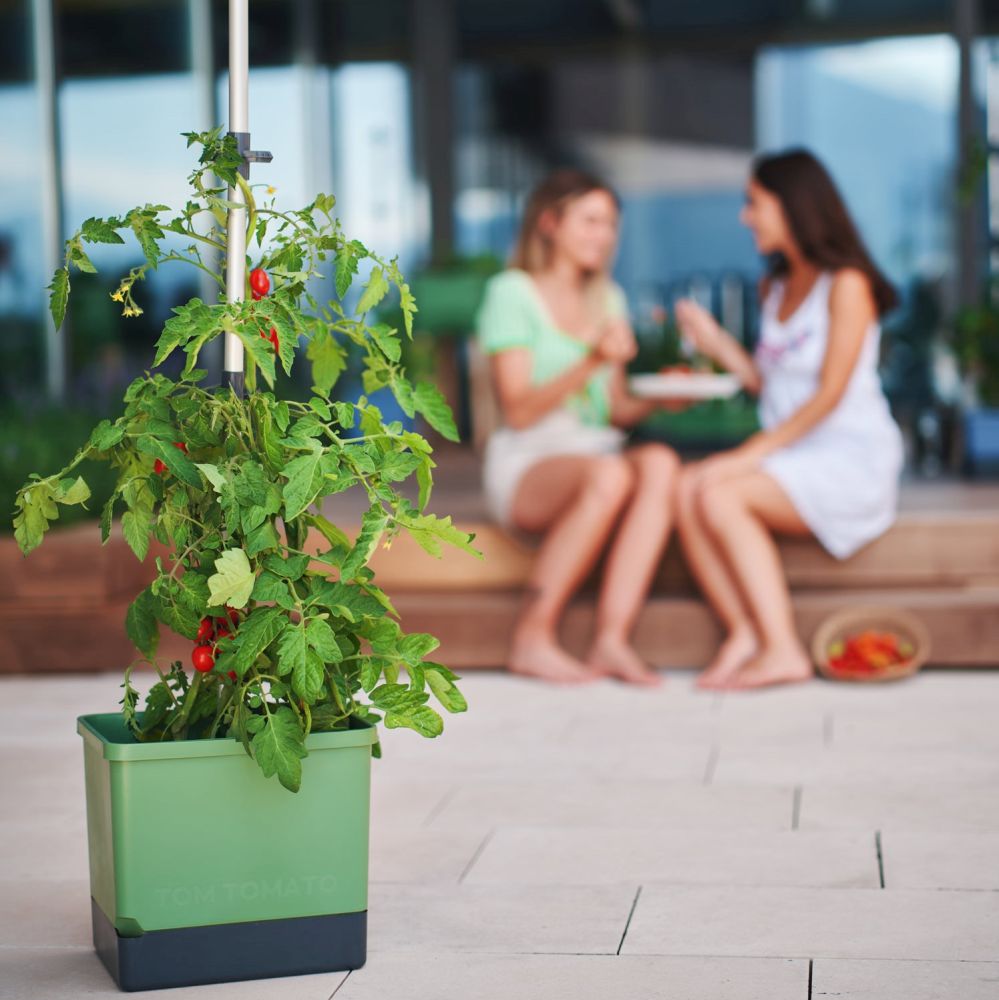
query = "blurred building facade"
xmin=0 ymin=0 xmax=994 ymax=409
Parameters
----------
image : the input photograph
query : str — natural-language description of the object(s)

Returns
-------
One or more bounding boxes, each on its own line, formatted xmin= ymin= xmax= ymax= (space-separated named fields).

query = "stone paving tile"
xmin=623 ymin=886 xmax=999 ymax=961
xmin=368 ymin=826 xmax=485 ymax=884
xmin=465 ymin=828 xmax=879 ymax=889
xmin=880 ymin=831 xmax=999 ymax=890
xmin=0 ymin=947 xmax=346 ymax=1000
xmin=335 ymin=952 xmax=808 ymax=1000
xmin=1 ymin=745 xmax=86 ymax=823
xmin=811 ymin=958 xmax=999 ymax=999
xmin=798 ymin=781 xmax=999 ymax=832
xmin=0 ymin=819 xmax=88 ymax=882
xmin=0 ymin=879 xmax=91 ymax=948
xmin=366 ymin=882 xmax=637 ymax=955
xmin=426 ymin=780 xmax=794 ymax=834
xmin=713 ymin=745 xmax=999 ymax=786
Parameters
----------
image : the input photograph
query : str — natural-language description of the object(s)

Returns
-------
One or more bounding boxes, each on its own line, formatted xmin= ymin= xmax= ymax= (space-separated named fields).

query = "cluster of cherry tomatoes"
xmin=827 ymin=630 xmax=913 ymax=676
xmin=191 ymin=608 xmax=241 ymax=681
xmin=250 ymin=267 xmax=280 ymax=353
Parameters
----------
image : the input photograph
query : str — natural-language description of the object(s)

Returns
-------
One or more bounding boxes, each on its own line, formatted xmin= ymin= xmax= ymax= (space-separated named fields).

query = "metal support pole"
xmin=956 ymin=0 xmax=985 ymax=309
xmin=32 ymin=0 xmax=65 ymax=399
xmin=412 ymin=0 xmax=456 ymax=265
xmin=223 ymin=0 xmax=249 ymax=396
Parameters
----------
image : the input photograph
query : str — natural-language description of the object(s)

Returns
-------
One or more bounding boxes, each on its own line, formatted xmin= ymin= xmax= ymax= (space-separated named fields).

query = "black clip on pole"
xmin=222 ymin=132 xmax=273 ymax=398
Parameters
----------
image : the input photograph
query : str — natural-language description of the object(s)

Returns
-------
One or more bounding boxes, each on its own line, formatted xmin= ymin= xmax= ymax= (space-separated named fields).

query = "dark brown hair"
xmin=753 ymin=149 xmax=898 ymax=316
xmin=511 ymin=168 xmax=620 ymax=275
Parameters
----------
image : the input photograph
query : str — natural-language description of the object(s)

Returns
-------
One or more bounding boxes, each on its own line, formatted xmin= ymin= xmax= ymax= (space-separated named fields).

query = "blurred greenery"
xmin=1 ymin=403 xmax=120 ymax=534
xmin=953 ymin=285 xmax=999 ymax=408
xmin=638 ymin=397 xmax=760 ymax=453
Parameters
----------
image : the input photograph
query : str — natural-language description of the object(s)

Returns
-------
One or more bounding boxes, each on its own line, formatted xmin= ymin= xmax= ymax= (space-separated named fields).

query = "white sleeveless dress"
xmin=756 ymin=271 xmax=904 ymax=559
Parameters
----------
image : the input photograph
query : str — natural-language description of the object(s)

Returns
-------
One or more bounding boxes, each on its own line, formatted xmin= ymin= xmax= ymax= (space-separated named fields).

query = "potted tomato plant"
xmin=13 ymin=128 xmax=475 ymax=992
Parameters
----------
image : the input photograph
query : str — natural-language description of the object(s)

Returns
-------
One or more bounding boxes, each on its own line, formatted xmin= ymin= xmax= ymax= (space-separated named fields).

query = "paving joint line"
xmin=791 ymin=785 xmax=802 ymax=830
xmin=702 ymin=745 xmax=719 ymax=785
xmin=458 ymin=829 xmax=495 ymax=883
xmin=422 ymin=785 xmax=459 ymax=828
xmin=616 ymin=885 xmax=643 ymax=955
xmin=807 ymin=958 xmax=813 ymax=999
xmin=330 ymin=970 xmax=352 ymax=997
xmin=875 ymin=830 xmax=885 ymax=888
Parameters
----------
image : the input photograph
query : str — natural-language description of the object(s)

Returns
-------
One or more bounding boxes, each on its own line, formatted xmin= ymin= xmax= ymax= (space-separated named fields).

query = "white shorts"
xmin=482 ymin=410 xmax=626 ymax=527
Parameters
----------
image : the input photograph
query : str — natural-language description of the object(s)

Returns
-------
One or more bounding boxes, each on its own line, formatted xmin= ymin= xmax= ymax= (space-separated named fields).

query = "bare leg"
xmin=588 ymin=444 xmax=679 ymax=687
xmin=675 ymin=465 xmax=759 ymax=688
xmin=508 ymin=454 xmax=636 ymax=683
xmin=697 ymin=472 xmax=813 ymax=689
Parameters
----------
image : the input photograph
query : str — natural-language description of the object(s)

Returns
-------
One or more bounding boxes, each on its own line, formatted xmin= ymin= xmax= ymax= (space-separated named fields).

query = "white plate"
xmin=628 ymin=372 xmax=742 ymax=400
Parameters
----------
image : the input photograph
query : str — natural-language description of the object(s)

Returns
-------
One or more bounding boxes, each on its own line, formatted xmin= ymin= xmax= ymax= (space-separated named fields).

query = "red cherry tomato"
xmin=268 ymin=327 xmax=280 ymax=352
xmin=227 ymin=670 xmax=238 ymax=682
xmin=196 ymin=617 xmax=214 ymax=642
xmin=250 ymin=268 xmax=270 ymax=300
xmin=191 ymin=645 xmax=215 ymax=673
xmin=172 ymin=441 xmax=188 ymax=454
xmin=225 ymin=607 xmax=241 ymax=626
xmin=153 ymin=459 xmax=167 ymax=476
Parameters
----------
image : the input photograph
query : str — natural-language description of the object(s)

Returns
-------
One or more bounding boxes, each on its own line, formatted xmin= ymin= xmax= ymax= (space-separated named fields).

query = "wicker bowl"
xmin=811 ymin=606 xmax=931 ymax=683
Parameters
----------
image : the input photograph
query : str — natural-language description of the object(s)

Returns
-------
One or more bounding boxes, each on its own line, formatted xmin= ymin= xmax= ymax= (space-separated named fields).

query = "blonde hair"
xmin=511 ymin=169 xmax=620 ymax=316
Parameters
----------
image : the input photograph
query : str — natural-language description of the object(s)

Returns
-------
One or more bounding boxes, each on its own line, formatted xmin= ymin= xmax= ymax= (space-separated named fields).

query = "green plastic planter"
xmin=78 ymin=712 xmax=376 ymax=991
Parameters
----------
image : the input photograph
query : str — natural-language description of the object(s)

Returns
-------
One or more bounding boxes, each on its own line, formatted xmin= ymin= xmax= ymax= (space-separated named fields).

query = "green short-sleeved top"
xmin=475 ymin=268 xmax=628 ymax=427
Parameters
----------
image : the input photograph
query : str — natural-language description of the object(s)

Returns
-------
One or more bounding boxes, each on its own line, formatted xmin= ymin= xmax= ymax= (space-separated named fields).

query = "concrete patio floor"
xmin=1 ymin=668 xmax=998 ymax=999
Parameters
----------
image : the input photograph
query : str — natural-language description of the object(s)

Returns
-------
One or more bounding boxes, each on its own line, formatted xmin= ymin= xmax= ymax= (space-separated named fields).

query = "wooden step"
xmin=353 ymin=512 xmax=999 ymax=594
xmin=388 ymin=587 xmax=999 ymax=670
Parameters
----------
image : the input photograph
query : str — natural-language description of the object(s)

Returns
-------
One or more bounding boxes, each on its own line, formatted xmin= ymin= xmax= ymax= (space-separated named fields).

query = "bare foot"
xmin=588 ymin=634 xmax=662 ymax=687
xmin=509 ymin=632 xmax=598 ymax=684
xmin=725 ymin=643 xmax=813 ymax=690
xmin=697 ymin=628 xmax=759 ymax=690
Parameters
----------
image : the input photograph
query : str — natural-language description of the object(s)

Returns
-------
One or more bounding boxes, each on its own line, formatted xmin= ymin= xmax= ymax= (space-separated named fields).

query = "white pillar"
xmin=32 ymin=0 xmax=65 ymax=399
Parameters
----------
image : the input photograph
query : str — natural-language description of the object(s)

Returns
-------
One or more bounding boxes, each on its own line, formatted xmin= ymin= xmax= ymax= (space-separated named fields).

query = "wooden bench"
xmin=353 ymin=513 xmax=999 ymax=669
xmin=3 ymin=503 xmax=998 ymax=673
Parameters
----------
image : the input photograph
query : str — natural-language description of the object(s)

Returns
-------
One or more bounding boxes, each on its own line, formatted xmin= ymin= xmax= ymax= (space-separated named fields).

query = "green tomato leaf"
xmin=88 ymin=419 xmax=125 ymax=452
xmin=413 ymin=382 xmax=459 ymax=442
xmin=399 ymin=633 xmax=440 ymax=664
xmin=125 ymin=587 xmax=160 ymax=657
xmin=282 ymin=449 xmax=325 ymax=520
xmin=339 ymin=505 xmax=389 ymax=582
xmin=121 ymin=509 xmax=151 ymax=561
xmin=207 ymin=548 xmax=255 ymax=609
xmin=356 ymin=265 xmax=389 ymax=315
xmin=137 ymin=437 xmax=201 ymax=488
xmin=99 ymin=495 xmax=116 ymax=543
xmin=305 ymin=616 xmax=342 ymax=664
xmin=48 ymin=267 xmax=70 ymax=330
xmin=81 ymin=217 xmax=125 ymax=245
xmin=384 ymin=705 xmax=444 ymax=738
xmin=424 ymin=663 xmax=468 ymax=714
xmin=252 ymin=706 xmax=307 ymax=793
xmin=230 ymin=607 xmax=287 ymax=677
xmin=306 ymin=328 xmax=347 ymax=396
xmin=276 ymin=624 xmax=308 ymax=679
xmin=245 ymin=520 xmax=281 ymax=557
xmin=398 ymin=511 xmax=480 ymax=560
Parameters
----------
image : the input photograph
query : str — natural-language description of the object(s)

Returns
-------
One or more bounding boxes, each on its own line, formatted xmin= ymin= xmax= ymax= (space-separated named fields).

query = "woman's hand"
xmin=674 ymin=298 xmax=762 ymax=394
xmin=675 ymin=299 xmax=728 ymax=361
xmin=594 ymin=318 xmax=638 ymax=365
xmin=691 ymin=438 xmax=770 ymax=487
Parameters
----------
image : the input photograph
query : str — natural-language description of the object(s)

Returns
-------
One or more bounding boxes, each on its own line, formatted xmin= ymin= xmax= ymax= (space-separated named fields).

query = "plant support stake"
xmin=224 ymin=0 xmax=272 ymax=397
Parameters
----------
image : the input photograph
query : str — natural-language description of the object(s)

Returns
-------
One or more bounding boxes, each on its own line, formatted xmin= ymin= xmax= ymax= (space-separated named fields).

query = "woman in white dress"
xmin=673 ymin=149 xmax=903 ymax=690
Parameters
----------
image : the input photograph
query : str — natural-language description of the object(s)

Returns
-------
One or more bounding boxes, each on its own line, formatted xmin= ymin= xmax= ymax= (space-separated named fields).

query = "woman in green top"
xmin=477 ymin=169 xmax=681 ymax=685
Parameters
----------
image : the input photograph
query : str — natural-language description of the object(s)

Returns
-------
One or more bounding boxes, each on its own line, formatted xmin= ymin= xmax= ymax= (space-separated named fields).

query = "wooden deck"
xmin=2 ymin=445 xmax=998 ymax=673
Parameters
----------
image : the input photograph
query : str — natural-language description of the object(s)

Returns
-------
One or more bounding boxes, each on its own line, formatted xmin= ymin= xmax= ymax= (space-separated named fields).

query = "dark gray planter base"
xmin=91 ymin=897 xmax=367 ymax=992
